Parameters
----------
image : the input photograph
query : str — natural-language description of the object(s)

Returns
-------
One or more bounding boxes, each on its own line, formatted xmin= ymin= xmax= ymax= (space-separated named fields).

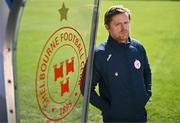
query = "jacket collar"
xmin=107 ymin=35 xmax=131 ymax=48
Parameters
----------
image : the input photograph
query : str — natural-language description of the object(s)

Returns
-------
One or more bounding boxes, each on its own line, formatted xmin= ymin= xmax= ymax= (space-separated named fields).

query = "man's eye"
xmin=124 ymin=21 xmax=129 ymax=24
xmin=115 ymin=23 xmax=121 ymax=26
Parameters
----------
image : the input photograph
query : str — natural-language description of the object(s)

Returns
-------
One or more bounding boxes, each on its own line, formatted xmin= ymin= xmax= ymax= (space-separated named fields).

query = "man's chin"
xmin=119 ymin=37 xmax=128 ymax=42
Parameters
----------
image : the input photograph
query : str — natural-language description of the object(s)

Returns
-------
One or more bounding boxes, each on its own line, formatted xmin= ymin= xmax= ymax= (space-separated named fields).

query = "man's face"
xmin=106 ymin=12 xmax=130 ymax=43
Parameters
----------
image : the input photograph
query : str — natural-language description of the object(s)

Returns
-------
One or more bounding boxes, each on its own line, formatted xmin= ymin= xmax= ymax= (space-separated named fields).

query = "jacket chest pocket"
xmin=127 ymin=47 xmax=144 ymax=72
xmin=105 ymin=53 xmax=129 ymax=85
xmin=128 ymin=54 xmax=143 ymax=74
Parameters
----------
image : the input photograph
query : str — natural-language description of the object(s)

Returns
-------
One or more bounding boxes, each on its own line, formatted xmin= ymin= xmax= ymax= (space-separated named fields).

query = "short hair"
xmin=104 ymin=5 xmax=131 ymax=25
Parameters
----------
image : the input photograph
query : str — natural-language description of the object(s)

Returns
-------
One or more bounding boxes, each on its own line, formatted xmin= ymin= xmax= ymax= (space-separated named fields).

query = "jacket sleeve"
xmin=89 ymin=55 xmax=110 ymax=111
xmin=80 ymin=53 xmax=109 ymax=111
xmin=142 ymin=46 xmax=152 ymax=97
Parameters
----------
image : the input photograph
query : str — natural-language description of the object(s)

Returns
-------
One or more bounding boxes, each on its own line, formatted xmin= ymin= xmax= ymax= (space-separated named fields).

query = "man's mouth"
xmin=121 ymin=30 xmax=128 ymax=34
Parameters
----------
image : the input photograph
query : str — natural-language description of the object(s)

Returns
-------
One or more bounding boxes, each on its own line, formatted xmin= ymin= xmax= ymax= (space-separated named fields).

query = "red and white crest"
xmin=134 ymin=59 xmax=141 ymax=69
xmin=35 ymin=27 xmax=87 ymax=121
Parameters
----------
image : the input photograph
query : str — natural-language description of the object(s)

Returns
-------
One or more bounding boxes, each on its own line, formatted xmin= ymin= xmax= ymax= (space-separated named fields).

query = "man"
xmin=89 ymin=5 xmax=152 ymax=122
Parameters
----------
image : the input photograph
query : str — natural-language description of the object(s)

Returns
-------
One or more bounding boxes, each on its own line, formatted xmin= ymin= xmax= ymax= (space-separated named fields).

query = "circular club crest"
xmin=134 ymin=59 xmax=141 ymax=69
xmin=35 ymin=26 xmax=87 ymax=121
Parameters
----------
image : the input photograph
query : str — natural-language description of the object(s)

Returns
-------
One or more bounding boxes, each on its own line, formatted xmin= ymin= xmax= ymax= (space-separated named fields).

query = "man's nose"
xmin=121 ymin=24 xmax=125 ymax=31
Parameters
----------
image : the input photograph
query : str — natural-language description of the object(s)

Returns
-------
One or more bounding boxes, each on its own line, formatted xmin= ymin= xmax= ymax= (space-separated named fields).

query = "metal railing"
xmin=4 ymin=0 xmax=26 ymax=122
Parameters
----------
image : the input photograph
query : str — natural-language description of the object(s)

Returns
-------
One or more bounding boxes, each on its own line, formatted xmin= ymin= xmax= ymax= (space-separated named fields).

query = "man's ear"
xmin=105 ymin=24 xmax=110 ymax=31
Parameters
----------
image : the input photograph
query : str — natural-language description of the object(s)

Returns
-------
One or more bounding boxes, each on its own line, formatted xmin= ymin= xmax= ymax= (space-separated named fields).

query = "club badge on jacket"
xmin=134 ymin=59 xmax=141 ymax=69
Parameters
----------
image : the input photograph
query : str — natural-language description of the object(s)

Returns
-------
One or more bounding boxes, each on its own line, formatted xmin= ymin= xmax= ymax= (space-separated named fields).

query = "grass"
xmin=17 ymin=0 xmax=180 ymax=123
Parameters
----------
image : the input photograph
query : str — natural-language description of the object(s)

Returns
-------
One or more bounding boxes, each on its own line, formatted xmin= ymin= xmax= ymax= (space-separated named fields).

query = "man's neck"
xmin=120 ymin=40 xmax=127 ymax=43
xmin=117 ymin=39 xmax=127 ymax=44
